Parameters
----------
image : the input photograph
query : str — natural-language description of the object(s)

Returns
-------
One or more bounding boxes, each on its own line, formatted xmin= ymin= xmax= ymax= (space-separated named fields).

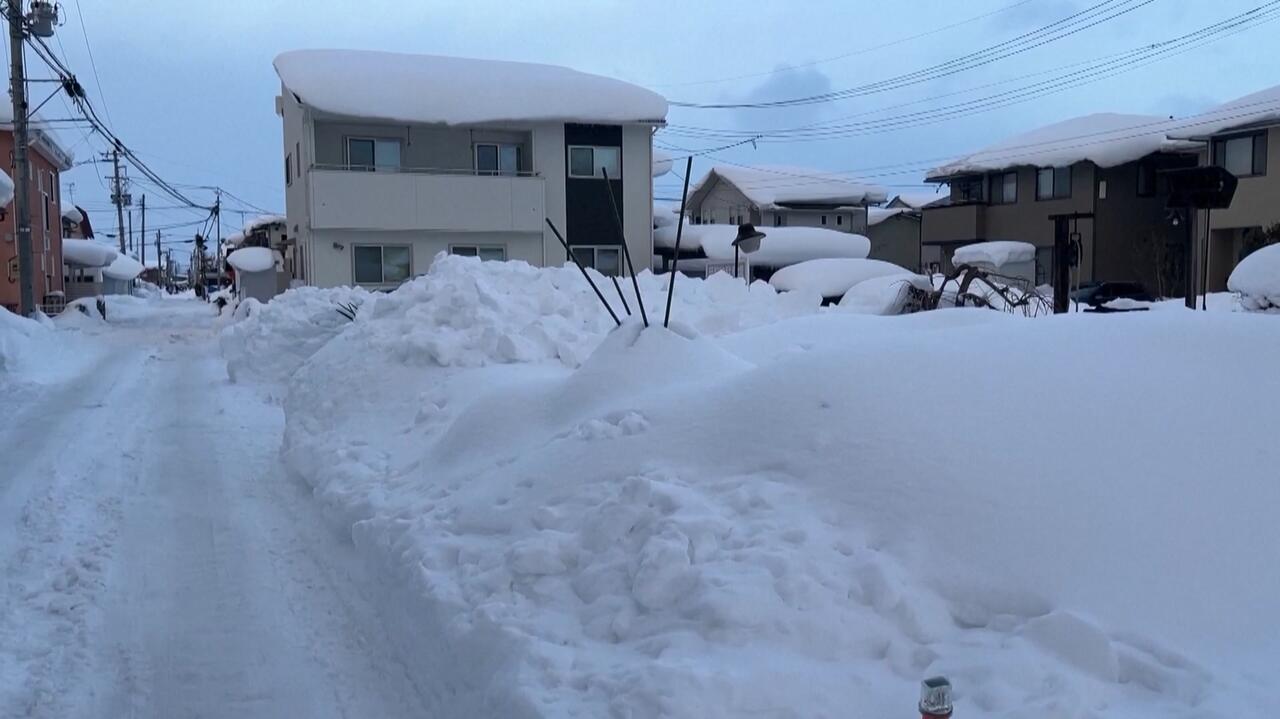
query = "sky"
xmin=34 ymin=0 xmax=1280 ymax=255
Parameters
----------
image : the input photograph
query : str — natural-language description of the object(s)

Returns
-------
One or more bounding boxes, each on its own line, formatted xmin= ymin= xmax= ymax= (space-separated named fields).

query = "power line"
xmin=669 ymin=0 xmax=1156 ymax=109
xmin=70 ymin=0 xmax=111 ymax=126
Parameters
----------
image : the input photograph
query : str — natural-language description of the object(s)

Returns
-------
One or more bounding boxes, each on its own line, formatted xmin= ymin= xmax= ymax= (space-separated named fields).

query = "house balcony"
xmin=308 ymin=165 xmax=546 ymax=233
xmin=921 ymin=202 xmax=985 ymax=244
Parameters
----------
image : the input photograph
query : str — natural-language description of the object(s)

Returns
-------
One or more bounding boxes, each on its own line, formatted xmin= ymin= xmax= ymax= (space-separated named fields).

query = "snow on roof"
xmin=62 ymin=239 xmax=118 ymax=268
xmin=227 ymin=246 xmax=278 ymax=273
xmin=0 ymin=168 xmax=13 ymax=207
xmin=769 ymin=258 xmax=914 ymax=297
xmin=1228 ymin=244 xmax=1280 ymax=311
xmin=890 ymin=192 xmax=948 ymax=210
xmin=243 ymin=214 xmax=286 ymax=234
xmin=275 ymin=49 xmax=668 ymax=127
xmin=927 ymin=113 xmax=1198 ymax=181
xmin=0 ymin=105 xmax=74 ymax=168
xmin=653 ymin=149 xmax=674 ymax=178
xmin=868 ymin=207 xmax=914 ymax=226
xmin=102 ymin=253 xmax=145 ymax=281
xmin=655 ymin=224 xmax=870 ymax=267
xmin=693 ymin=165 xmax=888 ymax=209
xmin=60 ymin=204 xmax=83 ymax=223
xmin=953 ymin=240 xmax=1036 ymax=268
xmin=1169 ymin=84 xmax=1280 ymax=140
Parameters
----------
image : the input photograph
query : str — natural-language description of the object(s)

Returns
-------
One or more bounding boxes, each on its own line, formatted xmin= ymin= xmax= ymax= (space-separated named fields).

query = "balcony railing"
xmin=312 ymin=163 xmax=539 ymax=177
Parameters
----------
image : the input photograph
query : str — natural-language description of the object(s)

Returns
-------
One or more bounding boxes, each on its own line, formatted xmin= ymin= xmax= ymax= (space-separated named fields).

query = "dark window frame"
xmin=989 ymin=170 xmax=1018 ymax=205
xmin=1036 ymin=166 xmax=1072 ymax=201
xmin=352 ymin=243 xmax=412 ymax=285
xmin=1213 ymin=131 xmax=1268 ymax=178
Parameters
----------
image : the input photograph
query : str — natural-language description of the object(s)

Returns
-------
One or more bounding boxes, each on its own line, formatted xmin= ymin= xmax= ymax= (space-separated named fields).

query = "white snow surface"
xmin=927 ymin=113 xmax=1198 ymax=180
xmin=242 ymin=214 xmax=286 ymax=234
xmin=214 ymin=255 xmax=1280 ymax=718
xmin=769 ymin=258 xmax=912 ymax=297
xmin=227 ymin=246 xmax=277 ymax=273
xmin=953 ymin=240 xmax=1037 ymax=268
xmin=101 ymin=253 xmax=145 ymax=281
xmin=0 ymin=168 xmax=13 ymax=207
xmin=60 ymin=204 xmax=83 ymax=222
xmin=61 ymin=239 xmax=117 ymax=268
xmin=837 ymin=273 xmax=935 ymax=315
xmin=655 ymin=224 xmax=871 ymax=266
xmin=275 ymin=49 xmax=668 ymax=127
xmin=1170 ymin=83 xmax=1280 ymax=139
xmin=1227 ymin=243 xmax=1280 ymax=312
xmin=652 ymin=148 xmax=674 ymax=178
xmin=693 ymin=165 xmax=888 ymax=208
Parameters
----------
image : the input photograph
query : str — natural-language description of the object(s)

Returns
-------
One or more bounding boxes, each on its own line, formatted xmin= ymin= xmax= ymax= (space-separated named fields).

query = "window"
xmin=821 ymin=215 xmax=828 ymax=225
xmin=1137 ymin=162 xmax=1157 ymax=197
xmin=450 ymin=245 xmax=507 ymax=261
xmin=571 ymin=245 xmax=622 ymax=276
xmin=1036 ymin=166 xmax=1072 ymax=200
xmin=954 ymin=175 xmax=985 ymax=203
xmin=285 ymin=154 xmax=292 ymax=186
xmin=1213 ymin=132 xmax=1267 ymax=177
xmin=475 ymin=143 xmax=521 ymax=175
xmin=1035 ymin=245 xmax=1054 ymax=286
xmin=1097 ymin=180 xmax=1107 ymax=200
xmin=836 ymin=215 xmax=843 ymax=226
xmin=989 ymin=171 xmax=1017 ymax=204
xmin=346 ymin=137 xmax=401 ymax=171
xmin=773 ymin=214 xmax=783 ymax=227
xmin=568 ymin=145 xmax=621 ymax=179
xmin=352 ymin=244 xmax=411 ymax=284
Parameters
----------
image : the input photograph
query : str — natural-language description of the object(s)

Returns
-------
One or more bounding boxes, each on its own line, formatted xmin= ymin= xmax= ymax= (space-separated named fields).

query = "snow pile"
xmin=838 ymin=273 xmax=934 ymax=314
xmin=652 ymin=148 xmax=673 ymax=178
xmin=224 ymin=255 xmax=1280 ymax=717
xmin=227 ymin=246 xmax=278 ymax=273
xmin=242 ymin=214 xmax=286 ymax=234
xmin=102 ymin=253 xmax=145 ymax=281
xmin=1227 ymin=244 xmax=1280 ymax=312
xmin=769 ymin=258 xmax=912 ymax=298
xmin=691 ymin=164 xmax=887 ymax=208
xmin=275 ymin=49 xmax=668 ymax=126
xmin=655 ymin=224 xmax=870 ymax=266
xmin=927 ymin=113 xmax=1198 ymax=180
xmin=953 ymin=240 xmax=1036 ymax=268
xmin=62 ymin=239 xmax=117 ymax=268
xmin=60 ymin=204 xmax=83 ymax=223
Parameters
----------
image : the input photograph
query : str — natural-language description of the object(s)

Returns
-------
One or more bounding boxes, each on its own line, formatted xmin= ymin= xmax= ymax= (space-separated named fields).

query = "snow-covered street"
xmin=0 ymin=301 xmax=431 ymax=718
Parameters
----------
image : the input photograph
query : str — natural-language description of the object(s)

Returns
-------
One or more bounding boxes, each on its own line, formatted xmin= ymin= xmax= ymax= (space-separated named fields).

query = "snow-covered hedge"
xmin=1228 ymin=243 xmax=1280 ymax=313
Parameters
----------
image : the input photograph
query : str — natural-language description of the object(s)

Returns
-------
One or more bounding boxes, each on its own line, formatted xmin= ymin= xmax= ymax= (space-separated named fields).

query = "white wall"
xmin=309 ymin=229 xmax=544 ymax=289
xmin=309 ymin=172 xmax=545 ymax=233
xmin=621 ymin=124 xmax=654 ymax=274
xmin=535 ymin=123 xmax=567 ymax=267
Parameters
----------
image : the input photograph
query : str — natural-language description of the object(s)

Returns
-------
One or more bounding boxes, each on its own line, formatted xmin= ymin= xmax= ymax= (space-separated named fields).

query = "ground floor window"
xmin=571 ymin=245 xmax=622 ymax=276
xmin=353 ymin=244 xmax=411 ymax=284
xmin=450 ymin=245 xmax=506 ymax=262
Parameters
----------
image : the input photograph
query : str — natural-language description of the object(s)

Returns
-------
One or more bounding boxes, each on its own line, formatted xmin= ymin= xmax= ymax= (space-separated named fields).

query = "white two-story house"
xmin=274 ymin=49 xmax=668 ymax=288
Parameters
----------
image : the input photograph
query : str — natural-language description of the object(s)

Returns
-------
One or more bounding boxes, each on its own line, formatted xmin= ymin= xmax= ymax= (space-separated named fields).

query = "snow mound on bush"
xmin=1228 ymin=243 xmax=1280 ymax=313
xmin=838 ymin=273 xmax=933 ymax=314
xmin=770 ymin=258 xmax=912 ymax=298
xmin=219 ymin=284 xmax=371 ymax=383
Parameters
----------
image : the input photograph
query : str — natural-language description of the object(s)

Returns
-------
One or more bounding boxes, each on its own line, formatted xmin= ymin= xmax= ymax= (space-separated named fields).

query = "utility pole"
xmin=127 ymin=209 xmax=133 ymax=253
xmin=214 ymin=189 xmax=222 ymax=289
xmin=8 ymin=1 xmax=35 ymax=316
xmin=139 ymin=194 xmax=146 ymax=268
xmin=108 ymin=147 xmax=126 ymax=253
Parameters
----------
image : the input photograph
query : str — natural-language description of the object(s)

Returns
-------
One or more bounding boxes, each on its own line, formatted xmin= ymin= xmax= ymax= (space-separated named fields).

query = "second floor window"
xmin=346 ymin=137 xmax=401 ymax=171
xmin=568 ymin=145 xmax=621 ymax=179
xmin=1213 ymin=132 xmax=1267 ymax=178
xmin=954 ymin=176 xmax=985 ymax=203
xmin=475 ymin=143 xmax=521 ymax=176
xmin=1036 ymin=166 xmax=1072 ymax=200
xmin=989 ymin=171 xmax=1017 ymax=204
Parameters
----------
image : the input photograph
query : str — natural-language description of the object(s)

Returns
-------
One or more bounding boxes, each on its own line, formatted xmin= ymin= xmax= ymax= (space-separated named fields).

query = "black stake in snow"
xmin=601 ymin=167 xmax=648 ymax=327
xmin=544 ymin=217 xmax=621 ymax=327
xmin=664 ymin=155 xmax=694 ymax=328
xmin=610 ymin=275 xmax=632 ymax=315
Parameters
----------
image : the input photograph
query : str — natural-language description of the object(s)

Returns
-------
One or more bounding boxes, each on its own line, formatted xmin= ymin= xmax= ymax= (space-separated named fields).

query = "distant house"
xmin=887 ymin=192 xmax=949 ymax=211
xmin=866 ymin=207 xmax=922 ymax=271
xmin=1168 ymin=84 xmax=1280 ymax=293
xmin=273 ymin=49 xmax=667 ymax=289
xmin=0 ymin=110 xmax=73 ymax=314
xmin=225 ymin=214 xmax=291 ymax=293
xmin=682 ymin=165 xmax=887 ymax=234
xmin=922 ymin=113 xmax=1198 ymax=291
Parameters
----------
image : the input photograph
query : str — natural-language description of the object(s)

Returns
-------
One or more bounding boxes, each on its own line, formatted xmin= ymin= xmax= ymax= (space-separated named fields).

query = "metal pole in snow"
xmin=544 ymin=217 xmax=621 ymax=327
xmin=663 ymin=155 xmax=694 ymax=328
xmin=609 ymin=275 xmax=631 ymax=315
xmin=601 ymin=167 xmax=648 ymax=327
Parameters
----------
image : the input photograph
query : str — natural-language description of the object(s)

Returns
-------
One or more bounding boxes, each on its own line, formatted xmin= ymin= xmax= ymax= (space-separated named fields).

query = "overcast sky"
xmin=41 ymin=0 xmax=1280 ymax=251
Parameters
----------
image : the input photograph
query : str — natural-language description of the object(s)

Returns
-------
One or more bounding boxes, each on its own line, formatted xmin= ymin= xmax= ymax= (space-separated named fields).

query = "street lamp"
xmin=732 ymin=223 xmax=765 ymax=280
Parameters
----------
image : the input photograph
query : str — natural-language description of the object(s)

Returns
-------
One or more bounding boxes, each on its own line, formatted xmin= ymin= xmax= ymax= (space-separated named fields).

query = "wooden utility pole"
xmin=127 ymin=209 xmax=133 ymax=253
xmin=214 ymin=190 xmax=222 ymax=289
xmin=139 ymin=194 xmax=146 ymax=268
xmin=8 ymin=1 xmax=36 ymax=316
xmin=109 ymin=147 xmax=126 ymax=253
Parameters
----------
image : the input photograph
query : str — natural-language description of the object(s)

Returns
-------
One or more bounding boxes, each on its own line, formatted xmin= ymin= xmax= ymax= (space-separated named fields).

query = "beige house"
xmin=866 ymin=207 xmax=922 ymax=271
xmin=922 ymin=113 xmax=1198 ymax=291
xmin=1170 ymin=84 xmax=1280 ymax=293
xmin=683 ymin=165 xmax=886 ymax=235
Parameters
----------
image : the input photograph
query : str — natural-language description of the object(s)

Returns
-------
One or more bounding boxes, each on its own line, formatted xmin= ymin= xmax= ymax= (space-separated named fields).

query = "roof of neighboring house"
xmin=690 ymin=165 xmax=888 ymax=210
xmin=1169 ymin=84 xmax=1280 ymax=140
xmin=0 ymin=105 xmax=74 ymax=170
xmin=653 ymin=224 xmax=871 ymax=267
xmin=274 ymin=49 xmax=668 ymax=127
xmin=889 ymin=192 xmax=949 ymax=210
xmin=926 ymin=113 xmax=1198 ymax=182
xmin=868 ymin=207 xmax=920 ymax=226
xmin=243 ymin=214 xmax=287 ymax=234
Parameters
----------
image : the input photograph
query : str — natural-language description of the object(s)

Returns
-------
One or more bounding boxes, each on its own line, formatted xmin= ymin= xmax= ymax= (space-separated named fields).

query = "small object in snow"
xmin=919 ymin=675 xmax=953 ymax=718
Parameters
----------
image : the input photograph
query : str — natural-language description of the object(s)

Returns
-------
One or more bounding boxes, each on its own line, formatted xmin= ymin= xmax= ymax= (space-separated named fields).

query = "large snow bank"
xmin=226 ymin=246 xmax=277 ymax=273
xmin=61 ymin=239 xmax=117 ymax=268
xmin=927 ymin=113 xmax=1197 ymax=180
xmin=224 ymin=256 xmax=1280 ymax=717
xmin=769 ymin=257 xmax=912 ymax=297
xmin=953 ymin=240 xmax=1036 ymax=268
xmin=275 ymin=49 xmax=668 ymax=127
xmin=655 ymin=224 xmax=870 ymax=266
xmin=1227 ymin=243 xmax=1280 ymax=312
xmin=692 ymin=164 xmax=887 ymax=208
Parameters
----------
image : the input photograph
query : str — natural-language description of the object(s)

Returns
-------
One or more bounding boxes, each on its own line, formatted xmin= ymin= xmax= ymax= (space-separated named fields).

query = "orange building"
xmin=0 ymin=120 xmax=74 ymax=314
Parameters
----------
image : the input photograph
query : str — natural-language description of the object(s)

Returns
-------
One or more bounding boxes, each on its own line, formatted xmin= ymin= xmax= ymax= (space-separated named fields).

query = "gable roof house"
xmin=682 ymin=165 xmax=887 ymax=234
xmin=274 ymin=49 xmax=668 ymax=289
xmin=922 ymin=113 xmax=1198 ymax=292
xmin=1169 ymin=84 xmax=1280 ymax=294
